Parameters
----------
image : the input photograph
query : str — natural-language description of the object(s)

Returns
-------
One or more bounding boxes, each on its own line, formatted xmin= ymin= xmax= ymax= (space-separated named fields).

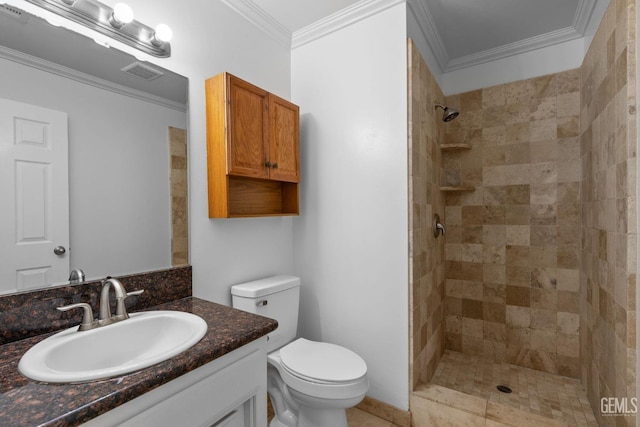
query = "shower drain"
xmin=496 ymin=385 xmax=512 ymax=393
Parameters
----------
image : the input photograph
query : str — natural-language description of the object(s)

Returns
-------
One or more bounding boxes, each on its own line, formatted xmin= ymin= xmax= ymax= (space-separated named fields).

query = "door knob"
xmin=53 ymin=246 xmax=66 ymax=256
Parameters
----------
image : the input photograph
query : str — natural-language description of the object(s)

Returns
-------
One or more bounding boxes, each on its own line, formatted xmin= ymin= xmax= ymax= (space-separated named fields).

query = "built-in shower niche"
xmin=440 ymin=138 xmax=475 ymax=192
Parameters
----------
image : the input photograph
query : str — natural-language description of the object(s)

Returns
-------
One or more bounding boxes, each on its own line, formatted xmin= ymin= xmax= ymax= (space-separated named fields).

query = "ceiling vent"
xmin=0 ymin=4 xmax=30 ymax=23
xmin=121 ymin=62 xmax=164 ymax=81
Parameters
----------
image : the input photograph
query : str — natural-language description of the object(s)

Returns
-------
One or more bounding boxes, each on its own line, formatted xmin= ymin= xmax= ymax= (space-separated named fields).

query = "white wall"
xmin=291 ymin=3 xmax=409 ymax=410
xmin=0 ymin=56 xmax=185 ymax=281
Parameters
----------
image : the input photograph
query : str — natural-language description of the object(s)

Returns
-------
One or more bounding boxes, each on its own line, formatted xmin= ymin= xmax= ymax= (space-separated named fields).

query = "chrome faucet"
xmin=99 ymin=278 xmax=144 ymax=325
xmin=57 ymin=277 xmax=143 ymax=331
xmin=68 ymin=268 xmax=86 ymax=283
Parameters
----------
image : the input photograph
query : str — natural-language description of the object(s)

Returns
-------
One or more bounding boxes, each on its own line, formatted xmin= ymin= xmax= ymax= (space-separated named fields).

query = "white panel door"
xmin=0 ymin=98 xmax=69 ymax=293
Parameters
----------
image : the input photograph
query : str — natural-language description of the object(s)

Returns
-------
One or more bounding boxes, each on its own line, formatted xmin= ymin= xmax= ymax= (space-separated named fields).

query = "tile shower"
xmin=442 ymin=67 xmax=582 ymax=377
xmin=408 ymin=0 xmax=637 ymax=425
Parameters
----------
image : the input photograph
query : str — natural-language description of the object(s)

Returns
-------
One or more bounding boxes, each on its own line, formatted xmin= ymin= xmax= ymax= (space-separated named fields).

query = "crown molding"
xmin=406 ymin=0 xmax=447 ymax=73
xmin=573 ymin=0 xmax=597 ymax=34
xmin=225 ymin=0 xmax=600 ymax=71
xmin=0 ymin=45 xmax=187 ymax=112
xmin=292 ymin=0 xmax=404 ymax=49
xmin=221 ymin=0 xmax=291 ymax=49
xmin=445 ymin=26 xmax=582 ymax=72
xmin=222 ymin=0 xmax=404 ymax=50
xmin=411 ymin=0 xmax=599 ymax=73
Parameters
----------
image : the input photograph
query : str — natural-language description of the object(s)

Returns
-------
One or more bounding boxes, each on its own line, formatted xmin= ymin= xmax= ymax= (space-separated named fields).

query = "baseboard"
xmin=356 ymin=395 xmax=411 ymax=427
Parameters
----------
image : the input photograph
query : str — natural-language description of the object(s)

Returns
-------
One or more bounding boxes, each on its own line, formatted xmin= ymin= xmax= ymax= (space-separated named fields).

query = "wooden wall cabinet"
xmin=206 ymin=72 xmax=300 ymax=218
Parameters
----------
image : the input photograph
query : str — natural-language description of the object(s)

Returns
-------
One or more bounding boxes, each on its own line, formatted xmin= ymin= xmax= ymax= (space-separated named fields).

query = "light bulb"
xmin=110 ymin=3 xmax=134 ymax=28
xmin=154 ymin=24 xmax=173 ymax=43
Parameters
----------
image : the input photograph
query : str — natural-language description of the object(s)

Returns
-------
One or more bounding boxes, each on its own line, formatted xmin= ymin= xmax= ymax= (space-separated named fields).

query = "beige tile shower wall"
xmin=408 ymin=39 xmax=447 ymax=389
xmin=441 ymin=70 xmax=582 ymax=377
xmin=169 ymin=127 xmax=189 ymax=266
xmin=579 ymin=0 xmax=637 ymax=425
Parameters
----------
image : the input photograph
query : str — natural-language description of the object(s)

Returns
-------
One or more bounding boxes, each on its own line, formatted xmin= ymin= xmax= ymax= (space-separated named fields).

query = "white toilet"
xmin=231 ymin=275 xmax=368 ymax=427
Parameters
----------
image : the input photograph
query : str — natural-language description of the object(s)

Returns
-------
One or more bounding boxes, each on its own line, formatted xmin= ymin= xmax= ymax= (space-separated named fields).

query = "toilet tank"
xmin=231 ymin=275 xmax=300 ymax=352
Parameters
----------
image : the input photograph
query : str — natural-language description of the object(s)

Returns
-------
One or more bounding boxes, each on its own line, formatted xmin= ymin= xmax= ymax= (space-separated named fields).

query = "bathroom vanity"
xmin=0 ymin=294 xmax=277 ymax=426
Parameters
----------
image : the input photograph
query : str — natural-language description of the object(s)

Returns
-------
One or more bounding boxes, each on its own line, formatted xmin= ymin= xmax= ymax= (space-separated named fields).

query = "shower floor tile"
xmin=430 ymin=350 xmax=597 ymax=426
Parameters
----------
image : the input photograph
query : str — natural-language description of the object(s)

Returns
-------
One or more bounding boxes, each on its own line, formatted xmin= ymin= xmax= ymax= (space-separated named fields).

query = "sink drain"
xmin=496 ymin=385 xmax=512 ymax=393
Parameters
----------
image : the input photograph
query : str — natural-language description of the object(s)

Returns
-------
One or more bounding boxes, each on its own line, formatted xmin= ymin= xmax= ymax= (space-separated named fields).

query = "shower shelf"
xmin=440 ymin=186 xmax=476 ymax=192
xmin=440 ymin=143 xmax=471 ymax=151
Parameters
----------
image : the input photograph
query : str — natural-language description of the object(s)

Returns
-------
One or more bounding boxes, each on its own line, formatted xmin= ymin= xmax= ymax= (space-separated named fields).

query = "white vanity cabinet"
xmin=82 ymin=337 xmax=268 ymax=427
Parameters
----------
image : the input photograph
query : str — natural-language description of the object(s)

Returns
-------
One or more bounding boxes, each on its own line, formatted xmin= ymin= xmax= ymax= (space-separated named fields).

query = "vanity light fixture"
xmin=23 ymin=0 xmax=172 ymax=58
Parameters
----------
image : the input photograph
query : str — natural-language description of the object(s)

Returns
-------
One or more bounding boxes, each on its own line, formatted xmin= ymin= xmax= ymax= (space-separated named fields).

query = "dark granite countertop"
xmin=0 ymin=297 xmax=278 ymax=427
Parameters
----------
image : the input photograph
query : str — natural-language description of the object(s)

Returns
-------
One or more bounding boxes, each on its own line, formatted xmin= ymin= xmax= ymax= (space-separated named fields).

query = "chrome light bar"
xmin=23 ymin=0 xmax=172 ymax=58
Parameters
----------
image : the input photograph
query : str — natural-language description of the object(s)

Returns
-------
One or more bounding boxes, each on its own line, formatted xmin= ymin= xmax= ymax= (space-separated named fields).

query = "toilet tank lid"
xmin=231 ymin=275 xmax=300 ymax=298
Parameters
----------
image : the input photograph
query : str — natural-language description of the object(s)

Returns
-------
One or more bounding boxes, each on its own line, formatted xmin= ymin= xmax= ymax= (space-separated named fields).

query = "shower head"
xmin=434 ymin=103 xmax=459 ymax=122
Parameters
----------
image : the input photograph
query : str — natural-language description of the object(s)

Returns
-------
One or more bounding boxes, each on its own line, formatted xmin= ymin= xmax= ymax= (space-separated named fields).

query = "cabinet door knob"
xmin=265 ymin=161 xmax=271 ymax=168
xmin=272 ymin=163 xmax=278 ymax=169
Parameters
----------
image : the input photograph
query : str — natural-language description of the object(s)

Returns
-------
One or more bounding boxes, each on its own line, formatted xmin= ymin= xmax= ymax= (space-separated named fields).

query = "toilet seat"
xmin=279 ymin=338 xmax=367 ymax=384
xmin=268 ymin=338 xmax=369 ymax=401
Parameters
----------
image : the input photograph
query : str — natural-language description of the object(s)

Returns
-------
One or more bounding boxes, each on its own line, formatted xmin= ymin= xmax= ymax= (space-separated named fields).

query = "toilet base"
xmin=269 ymin=417 xmax=297 ymax=427
xmin=287 ymin=386 xmax=363 ymax=427
xmin=296 ymin=405 xmax=348 ymax=427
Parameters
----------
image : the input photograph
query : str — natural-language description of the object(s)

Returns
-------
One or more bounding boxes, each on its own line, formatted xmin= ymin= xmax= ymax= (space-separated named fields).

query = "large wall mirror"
xmin=0 ymin=3 xmax=189 ymax=294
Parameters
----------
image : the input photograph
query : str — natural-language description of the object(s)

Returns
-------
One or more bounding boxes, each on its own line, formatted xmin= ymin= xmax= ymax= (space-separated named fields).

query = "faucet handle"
xmin=114 ymin=289 xmax=144 ymax=319
xmin=127 ymin=289 xmax=144 ymax=297
xmin=57 ymin=303 xmax=98 ymax=331
xmin=433 ymin=214 xmax=446 ymax=237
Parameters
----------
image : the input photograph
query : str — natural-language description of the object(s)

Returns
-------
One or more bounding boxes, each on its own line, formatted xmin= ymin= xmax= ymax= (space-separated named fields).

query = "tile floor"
xmin=411 ymin=384 xmax=575 ymax=427
xmin=270 ymin=404 xmax=399 ymax=426
xmin=346 ymin=408 xmax=401 ymax=426
xmin=430 ymin=350 xmax=597 ymax=426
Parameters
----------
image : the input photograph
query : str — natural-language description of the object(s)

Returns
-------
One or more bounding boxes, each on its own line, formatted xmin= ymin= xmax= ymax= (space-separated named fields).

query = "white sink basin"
xmin=19 ymin=310 xmax=208 ymax=383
